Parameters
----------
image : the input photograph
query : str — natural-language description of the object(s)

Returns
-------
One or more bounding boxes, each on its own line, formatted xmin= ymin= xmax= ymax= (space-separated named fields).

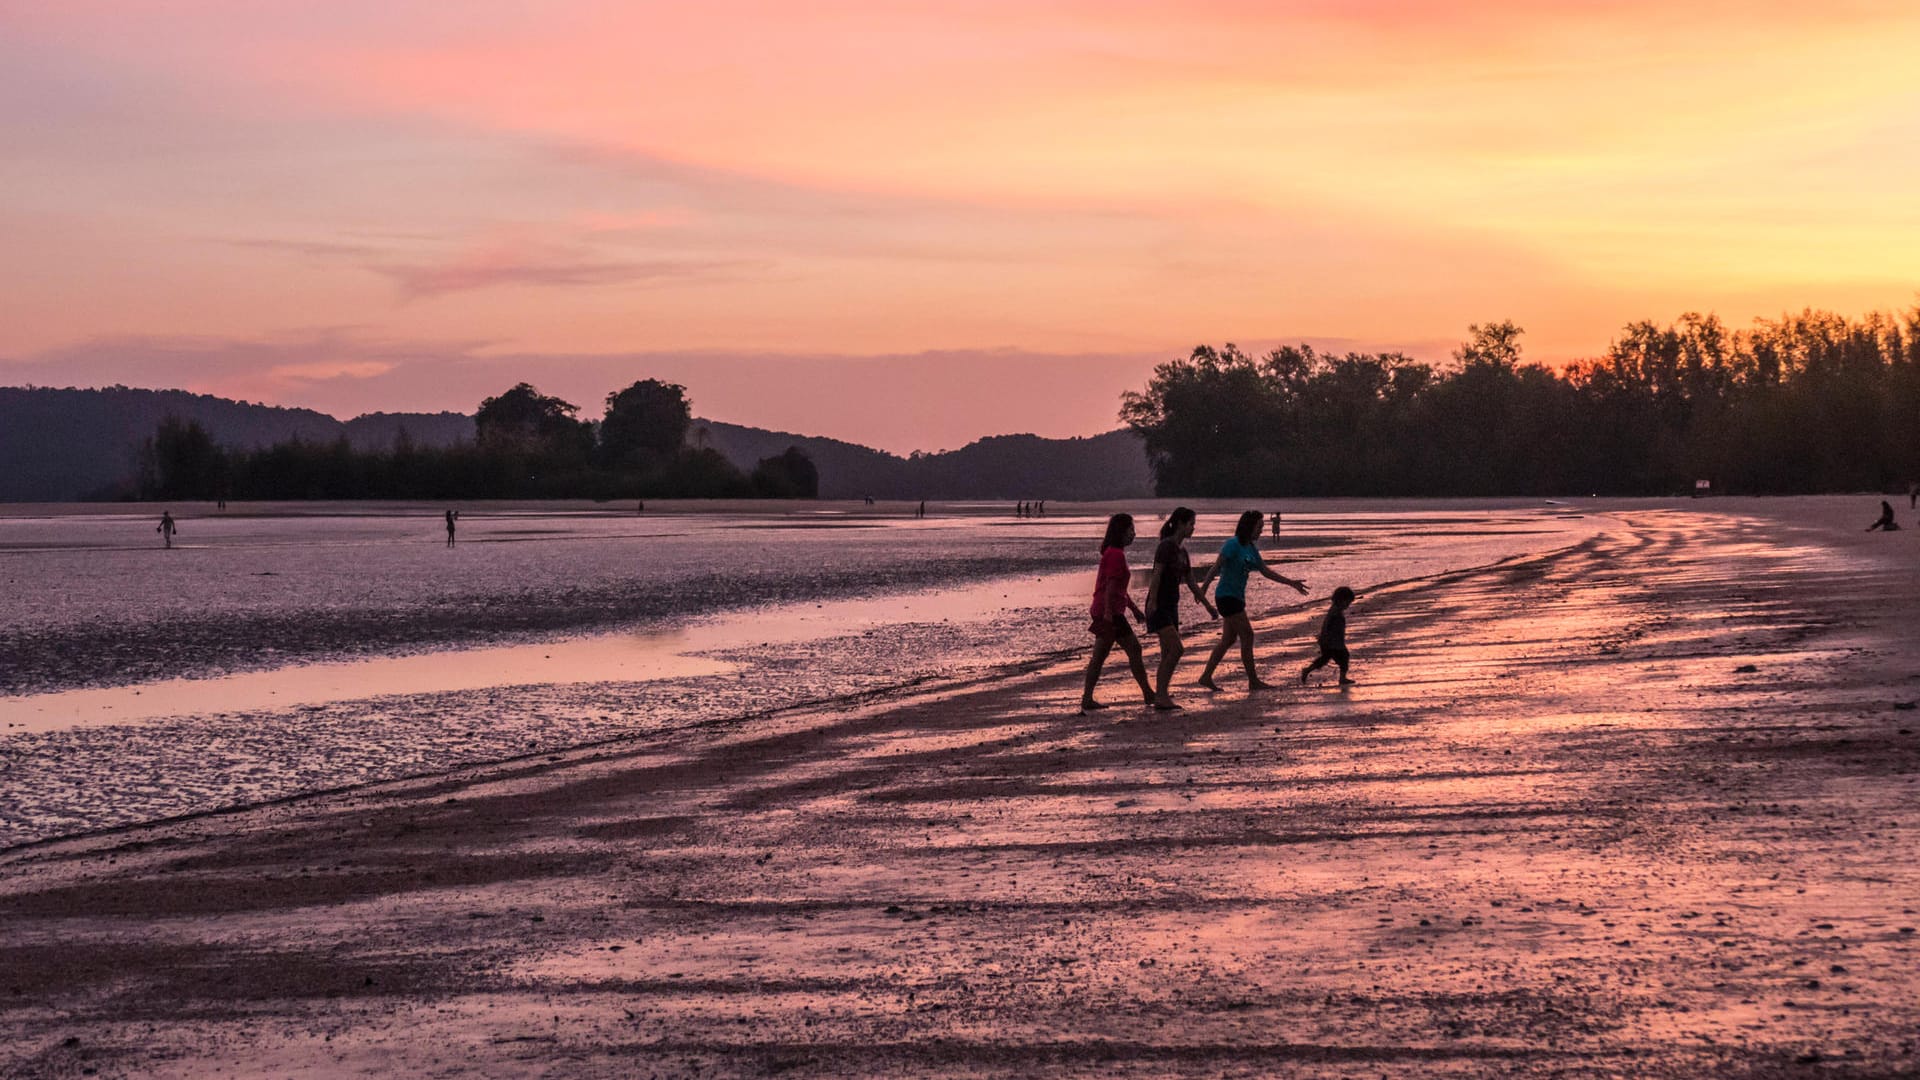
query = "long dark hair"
xmin=1233 ymin=510 xmax=1263 ymax=544
xmin=1159 ymin=506 xmax=1196 ymax=539
xmin=1100 ymin=512 xmax=1134 ymax=551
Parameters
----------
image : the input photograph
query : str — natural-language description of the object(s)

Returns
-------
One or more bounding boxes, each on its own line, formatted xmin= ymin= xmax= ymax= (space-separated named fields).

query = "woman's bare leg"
xmin=1119 ymin=637 xmax=1154 ymax=703
xmin=1081 ymin=637 xmax=1115 ymax=709
xmin=1198 ymin=622 xmax=1235 ymax=690
xmin=1153 ymin=627 xmax=1184 ymax=706
xmin=1230 ymin=614 xmax=1273 ymax=689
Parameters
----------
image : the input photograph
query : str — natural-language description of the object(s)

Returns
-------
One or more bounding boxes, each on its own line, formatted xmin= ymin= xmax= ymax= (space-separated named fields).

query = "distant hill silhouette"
xmin=0 ymin=387 xmax=471 ymax=501
xmin=0 ymin=386 xmax=1150 ymax=502
xmin=692 ymin=419 xmax=1150 ymax=501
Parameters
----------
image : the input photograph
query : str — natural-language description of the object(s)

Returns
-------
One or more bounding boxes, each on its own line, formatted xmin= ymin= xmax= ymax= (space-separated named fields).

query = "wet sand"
xmin=0 ymin=512 xmax=1089 ymax=695
xmin=3 ymin=504 xmax=1917 ymax=1078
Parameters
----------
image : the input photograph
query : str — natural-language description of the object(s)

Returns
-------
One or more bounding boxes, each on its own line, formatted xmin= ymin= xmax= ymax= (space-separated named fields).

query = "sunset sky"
xmin=5 ymin=1 xmax=1919 ymax=453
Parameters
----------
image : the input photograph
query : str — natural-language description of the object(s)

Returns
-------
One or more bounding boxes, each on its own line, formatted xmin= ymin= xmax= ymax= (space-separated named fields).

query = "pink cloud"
xmin=371 ymin=242 xmax=752 ymax=300
xmin=7 ymin=1 xmax=1920 ymax=377
xmin=264 ymin=360 xmax=395 ymax=381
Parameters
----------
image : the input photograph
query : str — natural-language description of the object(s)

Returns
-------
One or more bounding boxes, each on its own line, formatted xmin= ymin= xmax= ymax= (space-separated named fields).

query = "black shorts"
xmin=1144 ymin=607 xmax=1178 ymax=633
xmin=1089 ymin=614 xmax=1138 ymax=643
xmin=1216 ymin=596 xmax=1246 ymax=618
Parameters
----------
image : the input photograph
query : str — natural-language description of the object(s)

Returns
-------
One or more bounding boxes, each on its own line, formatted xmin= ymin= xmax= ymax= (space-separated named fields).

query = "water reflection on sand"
xmin=0 ymin=502 xmax=1606 ymax=843
xmin=3 ymin=504 xmax=1600 ymax=731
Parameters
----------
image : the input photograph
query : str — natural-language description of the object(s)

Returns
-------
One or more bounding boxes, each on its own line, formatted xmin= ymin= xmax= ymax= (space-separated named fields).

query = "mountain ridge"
xmin=0 ymin=386 xmax=1150 ymax=501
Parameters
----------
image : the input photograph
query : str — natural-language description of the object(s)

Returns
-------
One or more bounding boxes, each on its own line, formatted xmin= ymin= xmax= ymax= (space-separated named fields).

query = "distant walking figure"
xmin=1301 ymin=586 xmax=1359 ymax=687
xmin=917 ymin=500 xmax=926 ymax=519
xmin=1910 ymin=481 xmax=1917 ymax=510
xmin=637 ymin=500 xmax=645 ymax=514
xmin=1270 ymin=511 xmax=1281 ymax=538
xmin=1143 ymin=507 xmax=1218 ymax=710
xmin=157 ymin=511 xmax=177 ymax=549
xmin=1081 ymin=513 xmax=1155 ymax=713
xmin=445 ymin=509 xmax=459 ymax=546
xmin=1867 ymin=500 xmax=1900 ymax=532
xmin=1197 ymin=510 xmax=1308 ymax=691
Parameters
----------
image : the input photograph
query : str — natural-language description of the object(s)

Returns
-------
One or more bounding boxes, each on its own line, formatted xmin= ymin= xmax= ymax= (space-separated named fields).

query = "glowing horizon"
xmin=5 ymin=1 xmax=1919 ymax=452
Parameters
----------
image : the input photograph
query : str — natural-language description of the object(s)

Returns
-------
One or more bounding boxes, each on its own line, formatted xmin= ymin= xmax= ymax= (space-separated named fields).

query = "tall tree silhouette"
xmin=600 ymin=379 xmax=692 ymax=467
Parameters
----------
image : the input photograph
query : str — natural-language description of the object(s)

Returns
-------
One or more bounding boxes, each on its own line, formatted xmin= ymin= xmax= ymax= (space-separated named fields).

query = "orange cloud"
xmin=5 ymin=0 xmax=1920 ymax=430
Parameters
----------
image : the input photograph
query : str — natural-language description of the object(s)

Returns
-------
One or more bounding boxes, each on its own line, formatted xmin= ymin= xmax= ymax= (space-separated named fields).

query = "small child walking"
xmin=1301 ymin=586 xmax=1359 ymax=686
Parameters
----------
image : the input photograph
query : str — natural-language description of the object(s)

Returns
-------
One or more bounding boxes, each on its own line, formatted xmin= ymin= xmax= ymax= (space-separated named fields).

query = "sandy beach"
xmin=3 ymin=501 xmax=1917 ymax=1078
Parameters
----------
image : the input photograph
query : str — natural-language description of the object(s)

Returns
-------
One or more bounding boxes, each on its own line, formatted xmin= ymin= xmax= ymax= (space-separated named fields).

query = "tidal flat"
xmin=2 ymin=498 xmax=1916 ymax=1077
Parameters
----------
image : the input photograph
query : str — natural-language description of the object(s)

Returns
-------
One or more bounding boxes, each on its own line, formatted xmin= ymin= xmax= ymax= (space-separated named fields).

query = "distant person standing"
xmin=1867 ymin=500 xmax=1900 ymax=532
xmin=917 ymin=500 xmax=926 ymax=519
xmin=1196 ymin=510 xmax=1308 ymax=691
xmin=157 ymin=511 xmax=177 ymax=549
xmin=1080 ymin=513 xmax=1155 ymax=713
xmin=445 ymin=509 xmax=459 ymax=547
xmin=1301 ymin=586 xmax=1359 ymax=687
xmin=1269 ymin=511 xmax=1281 ymax=538
xmin=1143 ymin=507 xmax=1217 ymax=711
xmin=1910 ymin=480 xmax=1917 ymax=510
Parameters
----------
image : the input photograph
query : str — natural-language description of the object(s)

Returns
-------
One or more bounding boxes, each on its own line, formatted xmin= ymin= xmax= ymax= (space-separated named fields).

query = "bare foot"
xmin=1152 ymin=698 xmax=1183 ymax=711
xmin=1080 ymin=699 xmax=1107 ymax=712
xmin=1299 ymin=666 xmax=1311 ymax=685
xmin=1249 ymin=678 xmax=1276 ymax=691
xmin=1338 ymin=677 xmax=1356 ymax=686
xmin=1197 ymin=677 xmax=1221 ymax=692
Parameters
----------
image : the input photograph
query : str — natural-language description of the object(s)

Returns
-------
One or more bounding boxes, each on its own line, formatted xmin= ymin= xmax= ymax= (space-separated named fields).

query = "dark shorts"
xmin=1145 ymin=607 xmax=1179 ymax=634
xmin=1216 ymin=595 xmax=1246 ymax=618
xmin=1089 ymin=613 xmax=1138 ymax=644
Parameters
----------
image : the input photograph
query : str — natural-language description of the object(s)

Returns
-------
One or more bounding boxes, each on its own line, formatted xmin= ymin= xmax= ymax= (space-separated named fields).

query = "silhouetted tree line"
xmin=1122 ymin=309 xmax=1920 ymax=496
xmin=138 ymin=380 xmax=818 ymax=500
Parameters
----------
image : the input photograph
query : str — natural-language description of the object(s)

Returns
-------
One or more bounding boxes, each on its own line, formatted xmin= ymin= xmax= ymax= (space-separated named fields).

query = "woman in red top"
xmin=1081 ymin=513 xmax=1155 ymax=713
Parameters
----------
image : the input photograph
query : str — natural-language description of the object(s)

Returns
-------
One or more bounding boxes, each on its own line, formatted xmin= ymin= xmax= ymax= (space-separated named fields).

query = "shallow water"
xmin=0 ymin=501 xmax=1609 ymax=845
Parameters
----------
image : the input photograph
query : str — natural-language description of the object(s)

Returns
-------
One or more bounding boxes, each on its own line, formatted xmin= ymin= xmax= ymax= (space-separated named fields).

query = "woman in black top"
xmin=1143 ymin=506 xmax=1217 ymax=710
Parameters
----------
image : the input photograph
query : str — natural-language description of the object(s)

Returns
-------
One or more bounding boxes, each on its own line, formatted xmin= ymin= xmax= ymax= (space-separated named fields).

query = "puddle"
xmin=0 ymin=568 xmax=1093 ymax=732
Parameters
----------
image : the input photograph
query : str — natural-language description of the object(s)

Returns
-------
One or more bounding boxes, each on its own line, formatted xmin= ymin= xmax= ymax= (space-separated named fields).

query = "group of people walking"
xmin=1082 ymin=508 xmax=1357 ymax=713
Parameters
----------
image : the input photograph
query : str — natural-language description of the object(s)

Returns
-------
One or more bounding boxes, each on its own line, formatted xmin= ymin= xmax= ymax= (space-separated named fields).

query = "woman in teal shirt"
xmin=1197 ymin=510 xmax=1308 ymax=691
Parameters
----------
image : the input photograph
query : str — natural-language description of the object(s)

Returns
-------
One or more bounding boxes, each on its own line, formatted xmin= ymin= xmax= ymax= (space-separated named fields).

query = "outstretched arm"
xmin=1184 ymin=566 xmax=1217 ymax=615
xmin=1123 ymin=569 xmax=1146 ymax=619
xmin=1186 ymin=579 xmax=1217 ymax=616
xmin=1259 ymin=565 xmax=1308 ymax=594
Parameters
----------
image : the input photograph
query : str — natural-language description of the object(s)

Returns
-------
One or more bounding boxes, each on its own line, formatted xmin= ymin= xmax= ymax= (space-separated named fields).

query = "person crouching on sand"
xmin=1301 ymin=586 xmax=1359 ymax=687
xmin=1867 ymin=500 xmax=1900 ymax=532
xmin=1081 ymin=513 xmax=1155 ymax=713
xmin=1197 ymin=510 xmax=1308 ymax=692
xmin=1143 ymin=506 xmax=1218 ymax=711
